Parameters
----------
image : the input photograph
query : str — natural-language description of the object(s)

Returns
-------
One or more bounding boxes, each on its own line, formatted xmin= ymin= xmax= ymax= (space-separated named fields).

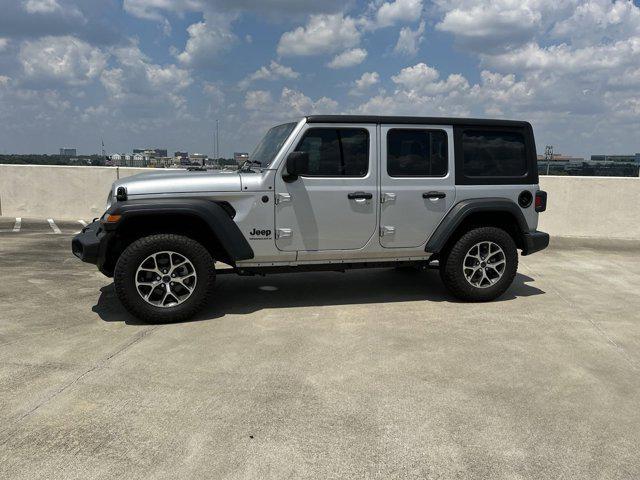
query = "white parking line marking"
xmin=47 ymin=218 xmax=61 ymax=234
xmin=13 ymin=217 xmax=21 ymax=232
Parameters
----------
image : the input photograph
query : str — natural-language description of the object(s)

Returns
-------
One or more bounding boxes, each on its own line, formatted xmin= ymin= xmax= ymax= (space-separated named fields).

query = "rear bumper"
xmin=71 ymin=220 xmax=112 ymax=275
xmin=522 ymin=230 xmax=549 ymax=256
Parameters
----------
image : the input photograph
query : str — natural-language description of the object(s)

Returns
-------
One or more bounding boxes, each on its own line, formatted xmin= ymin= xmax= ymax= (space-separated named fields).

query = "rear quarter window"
xmin=462 ymin=130 xmax=527 ymax=177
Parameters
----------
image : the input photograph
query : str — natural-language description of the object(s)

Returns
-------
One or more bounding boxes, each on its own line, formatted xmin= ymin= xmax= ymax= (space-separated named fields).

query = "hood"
xmin=112 ymin=169 xmax=242 ymax=197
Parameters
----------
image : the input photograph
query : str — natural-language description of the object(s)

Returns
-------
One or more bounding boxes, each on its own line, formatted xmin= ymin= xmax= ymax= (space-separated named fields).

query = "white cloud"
xmin=239 ymin=60 xmax=299 ymax=89
xmin=202 ymin=81 xmax=225 ymax=111
xmin=101 ymin=44 xmax=192 ymax=115
xmin=394 ymin=20 xmax=425 ymax=56
xmin=123 ymin=0 xmax=201 ymax=21
xmin=244 ymin=90 xmax=272 ymax=110
xmin=245 ymin=86 xmax=339 ymax=115
xmin=551 ymin=0 xmax=640 ymax=45
xmin=0 ymin=38 xmax=9 ymax=51
xmin=349 ymin=71 xmax=380 ymax=95
xmin=354 ymin=65 xmax=527 ymax=118
xmin=162 ymin=18 xmax=172 ymax=36
xmin=19 ymin=35 xmax=107 ymax=86
xmin=21 ymin=0 xmax=85 ymax=22
xmin=23 ymin=0 xmax=62 ymax=14
xmin=277 ymin=14 xmax=361 ymax=56
xmin=376 ymin=0 xmax=423 ymax=28
xmin=281 ymin=87 xmax=338 ymax=115
xmin=327 ymin=48 xmax=367 ymax=69
xmin=482 ymin=39 xmax=640 ymax=75
xmin=123 ymin=0 xmax=345 ymax=20
xmin=175 ymin=12 xmax=237 ymax=67
xmin=435 ymin=0 xmax=561 ymax=51
xmin=243 ymin=87 xmax=338 ymax=129
xmin=391 ymin=63 xmax=439 ymax=90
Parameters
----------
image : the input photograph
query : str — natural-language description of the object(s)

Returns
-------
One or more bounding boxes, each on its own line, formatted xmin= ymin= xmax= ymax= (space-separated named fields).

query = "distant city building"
xmin=130 ymin=154 xmax=147 ymax=168
xmin=537 ymin=154 xmax=584 ymax=162
xmin=539 ymin=152 xmax=640 ymax=177
xmin=153 ymin=157 xmax=173 ymax=168
xmin=60 ymin=148 xmax=77 ymax=157
xmin=189 ymin=153 xmax=207 ymax=165
xmin=109 ymin=153 xmax=122 ymax=166
xmin=133 ymin=148 xmax=167 ymax=158
xmin=174 ymin=151 xmax=188 ymax=160
xmin=234 ymin=152 xmax=249 ymax=165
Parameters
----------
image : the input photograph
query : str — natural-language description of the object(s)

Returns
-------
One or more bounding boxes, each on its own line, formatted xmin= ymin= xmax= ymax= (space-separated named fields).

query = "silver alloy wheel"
xmin=135 ymin=251 xmax=197 ymax=308
xmin=463 ymin=241 xmax=506 ymax=289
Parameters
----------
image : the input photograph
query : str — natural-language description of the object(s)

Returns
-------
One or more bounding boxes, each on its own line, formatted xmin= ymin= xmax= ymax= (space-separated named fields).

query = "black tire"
xmin=440 ymin=227 xmax=518 ymax=302
xmin=114 ymin=234 xmax=216 ymax=323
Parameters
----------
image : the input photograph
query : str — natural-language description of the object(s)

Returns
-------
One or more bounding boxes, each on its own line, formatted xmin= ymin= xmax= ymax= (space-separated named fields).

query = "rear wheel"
xmin=114 ymin=234 xmax=215 ymax=322
xmin=440 ymin=227 xmax=518 ymax=302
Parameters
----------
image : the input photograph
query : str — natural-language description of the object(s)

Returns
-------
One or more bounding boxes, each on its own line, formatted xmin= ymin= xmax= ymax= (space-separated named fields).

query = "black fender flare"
xmin=426 ymin=198 xmax=529 ymax=253
xmin=105 ymin=198 xmax=254 ymax=262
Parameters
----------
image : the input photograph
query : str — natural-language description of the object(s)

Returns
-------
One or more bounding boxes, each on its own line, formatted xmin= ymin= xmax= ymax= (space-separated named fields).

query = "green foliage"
xmin=0 ymin=154 xmax=107 ymax=166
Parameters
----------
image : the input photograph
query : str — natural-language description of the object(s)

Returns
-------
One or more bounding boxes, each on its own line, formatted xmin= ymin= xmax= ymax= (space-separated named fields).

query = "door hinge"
xmin=276 ymin=228 xmax=292 ymax=239
xmin=380 ymin=192 xmax=396 ymax=203
xmin=275 ymin=193 xmax=291 ymax=205
xmin=380 ymin=225 xmax=395 ymax=237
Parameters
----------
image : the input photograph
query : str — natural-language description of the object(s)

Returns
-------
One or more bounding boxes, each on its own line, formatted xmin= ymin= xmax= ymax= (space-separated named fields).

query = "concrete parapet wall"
xmin=0 ymin=164 xmax=152 ymax=220
xmin=538 ymin=176 xmax=640 ymax=241
xmin=1 ymin=164 xmax=638 ymax=242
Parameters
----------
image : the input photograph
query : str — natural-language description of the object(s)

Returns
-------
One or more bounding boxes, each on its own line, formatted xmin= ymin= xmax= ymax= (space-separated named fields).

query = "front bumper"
xmin=71 ymin=220 xmax=113 ymax=274
xmin=522 ymin=230 xmax=549 ymax=256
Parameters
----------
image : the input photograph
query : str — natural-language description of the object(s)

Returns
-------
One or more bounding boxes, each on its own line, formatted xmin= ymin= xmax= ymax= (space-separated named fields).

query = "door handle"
xmin=348 ymin=192 xmax=373 ymax=200
xmin=423 ymin=191 xmax=446 ymax=199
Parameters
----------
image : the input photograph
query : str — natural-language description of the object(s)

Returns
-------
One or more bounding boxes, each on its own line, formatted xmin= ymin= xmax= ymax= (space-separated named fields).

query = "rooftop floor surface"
xmin=1 ymin=219 xmax=639 ymax=479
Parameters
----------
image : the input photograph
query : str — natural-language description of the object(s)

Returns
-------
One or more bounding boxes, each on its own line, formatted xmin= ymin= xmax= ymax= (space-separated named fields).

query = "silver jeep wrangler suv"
xmin=72 ymin=115 xmax=549 ymax=322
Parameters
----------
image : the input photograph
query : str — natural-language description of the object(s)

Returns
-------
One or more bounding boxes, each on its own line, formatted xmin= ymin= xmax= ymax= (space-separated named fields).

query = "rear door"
xmin=379 ymin=124 xmax=455 ymax=248
xmin=274 ymin=124 xmax=377 ymax=252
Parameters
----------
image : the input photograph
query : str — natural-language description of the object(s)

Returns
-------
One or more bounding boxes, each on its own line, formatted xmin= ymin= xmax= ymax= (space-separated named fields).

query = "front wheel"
xmin=114 ymin=234 xmax=216 ymax=322
xmin=440 ymin=227 xmax=518 ymax=302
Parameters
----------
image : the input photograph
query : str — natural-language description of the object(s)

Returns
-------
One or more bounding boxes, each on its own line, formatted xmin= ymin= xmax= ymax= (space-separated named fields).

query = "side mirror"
xmin=283 ymin=151 xmax=309 ymax=182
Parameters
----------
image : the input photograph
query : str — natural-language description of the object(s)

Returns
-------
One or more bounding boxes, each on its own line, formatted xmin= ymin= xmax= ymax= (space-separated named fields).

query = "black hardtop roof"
xmin=306 ymin=115 xmax=531 ymax=128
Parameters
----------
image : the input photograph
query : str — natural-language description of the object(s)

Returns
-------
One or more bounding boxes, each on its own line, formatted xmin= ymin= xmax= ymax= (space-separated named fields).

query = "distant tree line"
xmin=215 ymin=157 xmax=237 ymax=166
xmin=539 ymin=162 xmax=639 ymax=177
xmin=0 ymin=154 xmax=107 ymax=166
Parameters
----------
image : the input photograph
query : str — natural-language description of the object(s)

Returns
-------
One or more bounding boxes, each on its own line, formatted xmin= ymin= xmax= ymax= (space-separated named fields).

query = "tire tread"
xmin=440 ymin=226 xmax=518 ymax=302
xmin=114 ymin=234 xmax=215 ymax=323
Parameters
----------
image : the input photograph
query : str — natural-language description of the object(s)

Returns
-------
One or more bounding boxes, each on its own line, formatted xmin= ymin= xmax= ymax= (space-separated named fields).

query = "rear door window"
xmin=387 ymin=129 xmax=448 ymax=177
xmin=462 ymin=130 xmax=527 ymax=177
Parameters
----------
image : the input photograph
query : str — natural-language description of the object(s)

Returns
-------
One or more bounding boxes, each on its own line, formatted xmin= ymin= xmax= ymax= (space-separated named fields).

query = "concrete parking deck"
xmin=1 ymin=223 xmax=639 ymax=479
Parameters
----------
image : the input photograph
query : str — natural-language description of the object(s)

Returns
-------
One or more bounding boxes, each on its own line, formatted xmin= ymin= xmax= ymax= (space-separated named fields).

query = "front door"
xmin=274 ymin=124 xmax=377 ymax=252
xmin=379 ymin=125 xmax=456 ymax=248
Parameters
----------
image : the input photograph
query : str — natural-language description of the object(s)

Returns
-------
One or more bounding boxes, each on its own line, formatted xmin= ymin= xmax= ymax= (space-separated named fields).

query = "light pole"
xmin=544 ymin=145 xmax=553 ymax=175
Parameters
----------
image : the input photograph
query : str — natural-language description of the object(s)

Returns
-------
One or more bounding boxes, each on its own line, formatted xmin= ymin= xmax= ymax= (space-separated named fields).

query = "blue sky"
xmin=1 ymin=0 xmax=639 ymax=158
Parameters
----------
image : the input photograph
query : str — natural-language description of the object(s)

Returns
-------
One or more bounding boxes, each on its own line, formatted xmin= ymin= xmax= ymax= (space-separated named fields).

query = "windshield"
xmin=249 ymin=122 xmax=297 ymax=168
